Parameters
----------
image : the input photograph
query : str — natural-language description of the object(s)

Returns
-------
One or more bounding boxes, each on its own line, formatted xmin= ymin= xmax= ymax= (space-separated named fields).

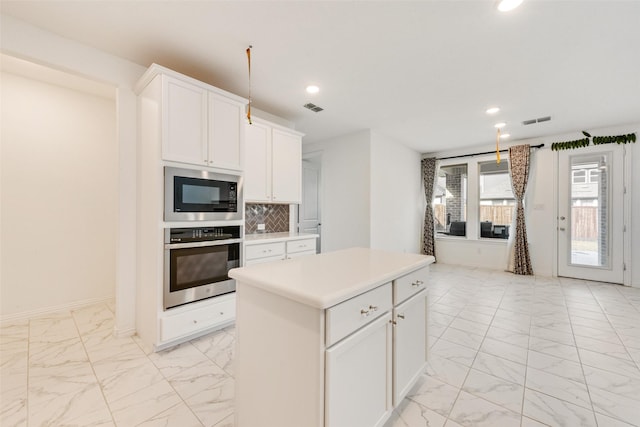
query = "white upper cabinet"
xmin=244 ymin=121 xmax=272 ymax=201
xmin=208 ymin=94 xmax=243 ymax=171
xmin=136 ymin=65 xmax=246 ymax=172
xmin=272 ymin=129 xmax=302 ymax=203
xmin=162 ymin=76 xmax=208 ymax=166
xmin=244 ymin=118 xmax=303 ymax=204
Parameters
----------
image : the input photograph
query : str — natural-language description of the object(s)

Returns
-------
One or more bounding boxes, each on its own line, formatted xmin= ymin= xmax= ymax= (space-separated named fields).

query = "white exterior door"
xmin=299 ymin=160 xmax=321 ymax=252
xmin=557 ymin=145 xmax=626 ymax=283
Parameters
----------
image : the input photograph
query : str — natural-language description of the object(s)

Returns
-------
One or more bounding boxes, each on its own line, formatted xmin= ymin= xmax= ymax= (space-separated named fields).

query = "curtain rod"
xmin=436 ymin=143 xmax=545 ymax=161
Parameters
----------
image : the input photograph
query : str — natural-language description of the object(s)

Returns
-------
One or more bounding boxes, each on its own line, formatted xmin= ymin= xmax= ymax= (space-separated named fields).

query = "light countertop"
xmin=229 ymin=247 xmax=435 ymax=309
xmin=244 ymin=231 xmax=319 ymax=245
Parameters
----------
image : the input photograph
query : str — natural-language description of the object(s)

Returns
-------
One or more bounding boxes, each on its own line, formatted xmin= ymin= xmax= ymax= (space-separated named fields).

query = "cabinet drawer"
xmin=394 ymin=266 xmax=428 ymax=305
xmin=326 ymin=282 xmax=392 ymax=347
xmin=286 ymin=249 xmax=315 ymax=259
xmin=245 ymin=242 xmax=286 ymax=261
xmin=245 ymin=254 xmax=285 ymax=266
xmin=160 ymin=297 xmax=235 ymax=342
xmin=286 ymin=238 xmax=317 ymax=254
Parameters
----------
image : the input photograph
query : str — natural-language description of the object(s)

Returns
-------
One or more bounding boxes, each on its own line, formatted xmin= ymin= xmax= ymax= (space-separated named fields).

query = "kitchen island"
xmin=229 ymin=247 xmax=435 ymax=427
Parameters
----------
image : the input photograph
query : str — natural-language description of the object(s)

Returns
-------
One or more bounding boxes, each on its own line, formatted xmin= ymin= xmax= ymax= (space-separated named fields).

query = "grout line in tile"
xmin=71 ymin=304 xmax=118 ymax=427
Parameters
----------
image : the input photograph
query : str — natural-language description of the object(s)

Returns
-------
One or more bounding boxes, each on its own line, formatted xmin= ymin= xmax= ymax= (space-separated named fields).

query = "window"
xmin=478 ymin=161 xmax=515 ymax=239
xmin=572 ymin=170 xmax=586 ymax=184
xmin=434 ymin=164 xmax=467 ymax=237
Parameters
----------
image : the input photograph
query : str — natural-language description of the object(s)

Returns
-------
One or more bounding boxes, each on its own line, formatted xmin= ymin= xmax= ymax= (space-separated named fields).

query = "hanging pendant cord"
xmin=246 ymin=45 xmax=252 ymax=125
xmin=496 ymin=128 xmax=501 ymax=164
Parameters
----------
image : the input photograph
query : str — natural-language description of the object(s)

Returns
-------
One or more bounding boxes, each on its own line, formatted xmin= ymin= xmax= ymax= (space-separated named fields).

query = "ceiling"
xmin=2 ymin=1 xmax=639 ymax=153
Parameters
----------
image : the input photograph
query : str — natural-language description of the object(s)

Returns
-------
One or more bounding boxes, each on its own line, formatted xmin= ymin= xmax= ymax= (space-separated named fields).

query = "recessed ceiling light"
xmin=494 ymin=122 xmax=506 ymax=129
xmin=500 ymin=133 xmax=510 ymax=139
xmin=306 ymin=85 xmax=319 ymax=94
xmin=497 ymin=0 xmax=523 ymax=12
xmin=486 ymin=107 xmax=500 ymax=115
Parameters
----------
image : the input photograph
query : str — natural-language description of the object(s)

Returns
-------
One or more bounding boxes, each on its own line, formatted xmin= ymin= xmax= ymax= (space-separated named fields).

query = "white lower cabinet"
xmin=325 ymin=313 xmax=392 ymax=427
xmin=234 ymin=262 xmax=430 ymax=427
xmin=158 ymin=293 xmax=235 ymax=344
xmin=393 ymin=289 xmax=427 ymax=405
xmin=243 ymin=235 xmax=318 ymax=265
xmin=244 ymin=241 xmax=286 ymax=266
xmin=285 ymin=238 xmax=317 ymax=259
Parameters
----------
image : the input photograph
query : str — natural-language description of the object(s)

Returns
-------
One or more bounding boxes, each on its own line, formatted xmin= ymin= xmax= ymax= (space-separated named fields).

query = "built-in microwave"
xmin=164 ymin=166 xmax=242 ymax=221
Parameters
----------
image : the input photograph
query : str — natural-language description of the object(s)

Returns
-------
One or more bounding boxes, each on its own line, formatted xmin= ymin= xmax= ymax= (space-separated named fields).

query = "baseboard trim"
xmin=0 ymin=296 xmax=115 ymax=324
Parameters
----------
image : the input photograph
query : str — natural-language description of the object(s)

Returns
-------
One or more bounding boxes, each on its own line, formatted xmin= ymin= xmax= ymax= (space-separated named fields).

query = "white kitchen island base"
xmin=229 ymin=247 xmax=435 ymax=427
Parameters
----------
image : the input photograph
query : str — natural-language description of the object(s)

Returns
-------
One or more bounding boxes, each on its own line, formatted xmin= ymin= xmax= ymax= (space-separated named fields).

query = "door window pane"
xmin=479 ymin=161 xmax=515 ymax=239
xmin=434 ymin=164 xmax=467 ymax=237
xmin=570 ymin=155 xmax=609 ymax=267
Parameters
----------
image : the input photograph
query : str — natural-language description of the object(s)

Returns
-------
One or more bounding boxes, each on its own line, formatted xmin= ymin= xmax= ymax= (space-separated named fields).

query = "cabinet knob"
xmin=369 ymin=305 xmax=378 ymax=312
xmin=360 ymin=308 xmax=370 ymax=317
xmin=411 ymin=280 xmax=424 ymax=287
xmin=397 ymin=313 xmax=405 ymax=320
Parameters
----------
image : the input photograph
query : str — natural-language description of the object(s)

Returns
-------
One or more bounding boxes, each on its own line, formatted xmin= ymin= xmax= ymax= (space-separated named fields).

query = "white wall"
xmin=370 ymin=132 xmax=422 ymax=253
xmin=303 ymin=131 xmax=371 ymax=252
xmin=303 ymin=130 xmax=423 ymax=255
xmin=1 ymin=14 xmax=145 ymax=331
xmin=430 ymin=122 xmax=639 ymax=285
xmin=1 ymin=71 xmax=117 ymax=315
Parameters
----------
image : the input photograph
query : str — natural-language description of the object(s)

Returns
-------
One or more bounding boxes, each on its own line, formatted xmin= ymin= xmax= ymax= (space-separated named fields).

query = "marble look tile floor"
xmin=2 ymin=264 xmax=640 ymax=426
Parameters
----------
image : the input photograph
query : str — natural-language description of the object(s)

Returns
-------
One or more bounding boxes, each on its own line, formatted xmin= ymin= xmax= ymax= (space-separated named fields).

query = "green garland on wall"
xmin=551 ymin=131 xmax=636 ymax=151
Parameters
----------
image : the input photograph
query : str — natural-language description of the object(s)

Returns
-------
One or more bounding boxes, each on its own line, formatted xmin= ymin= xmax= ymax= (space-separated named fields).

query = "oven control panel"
xmin=167 ymin=225 xmax=241 ymax=243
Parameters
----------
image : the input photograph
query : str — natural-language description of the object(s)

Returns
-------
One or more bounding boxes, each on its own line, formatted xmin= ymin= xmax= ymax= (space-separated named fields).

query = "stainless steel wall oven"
xmin=164 ymin=225 xmax=241 ymax=309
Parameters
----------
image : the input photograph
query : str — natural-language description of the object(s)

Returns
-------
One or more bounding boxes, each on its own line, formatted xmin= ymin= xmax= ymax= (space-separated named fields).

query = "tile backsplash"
xmin=245 ymin=203 xmax=290 ymax=234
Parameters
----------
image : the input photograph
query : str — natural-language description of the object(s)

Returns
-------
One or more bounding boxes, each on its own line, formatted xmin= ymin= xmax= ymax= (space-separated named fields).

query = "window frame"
xmin=478 ymin=160 xmax=515 ymax=240
xmin=434 ymin=163 xmax=469 ymax=238
xmin=434 ymin=154 xmax=512 ymax=243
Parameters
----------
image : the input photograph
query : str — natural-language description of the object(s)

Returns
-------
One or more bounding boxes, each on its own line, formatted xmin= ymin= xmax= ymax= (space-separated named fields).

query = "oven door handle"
xmin=164 ymin=238 xmax=244 ymax=250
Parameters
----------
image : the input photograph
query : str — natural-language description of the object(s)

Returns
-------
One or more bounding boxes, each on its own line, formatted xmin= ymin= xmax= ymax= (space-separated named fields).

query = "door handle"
xmin=560 ymin=216 xmax=566 ymax=220
xmin=559 ymin=227 xmax=566 ymax=231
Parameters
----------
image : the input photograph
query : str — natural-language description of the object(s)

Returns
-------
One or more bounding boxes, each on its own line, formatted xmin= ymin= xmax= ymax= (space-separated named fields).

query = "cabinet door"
xmin=162 ymin=76 xmax=208 ymax=166
xmin=271 ymin=129 xmax=302 ymax=203
xmin=325 ymin=313 xmax=392 ymax=427
xmin=393 ymin=289 xmax=427 ymax=406
xmin=208 ymin=94 xmax=243 ymax=171
xmin=244 ymin=122 xmax=272 ymax=202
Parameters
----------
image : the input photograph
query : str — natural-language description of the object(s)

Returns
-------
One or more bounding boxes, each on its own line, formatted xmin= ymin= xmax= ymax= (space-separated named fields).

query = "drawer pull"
xmin=369 ymin=305 xmax=378 ymax=312
xmin=360 ymin=308 xmax=370 ymax=317
xmin=411 ymin=280 xmax=424 ymax=287
xmin=397 ymin=313 xmax=405 ymax=320
xmin=193 ymin=320 xmax=198 ymax=324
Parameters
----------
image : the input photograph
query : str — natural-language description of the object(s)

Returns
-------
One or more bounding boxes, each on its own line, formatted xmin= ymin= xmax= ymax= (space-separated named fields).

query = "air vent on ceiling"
xmin=303 ymin=103 xmax=324 ymax=113
xmin=522 ymin=116 xmax=551 ymax=125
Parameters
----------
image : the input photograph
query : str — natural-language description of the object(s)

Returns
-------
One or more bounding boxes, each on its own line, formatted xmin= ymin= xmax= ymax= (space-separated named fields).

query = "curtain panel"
xmin=421 ymin=158 xmax=437 ymax=258
xmin=508 ymin=145 xmax=534 ymax=275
